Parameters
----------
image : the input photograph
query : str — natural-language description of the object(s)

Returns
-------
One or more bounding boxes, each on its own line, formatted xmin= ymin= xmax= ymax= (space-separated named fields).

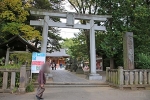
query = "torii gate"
xmin=30 ymin=9 xmax=111 ymax=80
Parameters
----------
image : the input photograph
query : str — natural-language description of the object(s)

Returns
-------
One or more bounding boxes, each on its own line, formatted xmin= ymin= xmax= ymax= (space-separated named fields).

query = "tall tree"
xmin=68 ymin=0 xmax=150 ymax=69
xmin=97 ymin=0 xmax=150 ymax=68
xmin=23 ymin=0 xmax=64 ymax=52
xmin=60 ymin=38 xmax=74 ymax=55
xmin=0 ymin=0 xmax=41 ymax=43
xmin=67 ymin=0 xmax=101 ymax=63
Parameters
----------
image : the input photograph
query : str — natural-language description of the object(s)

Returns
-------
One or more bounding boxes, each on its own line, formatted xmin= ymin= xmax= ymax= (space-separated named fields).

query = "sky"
xmin=59 ymin=0 xmax=80 ymax=39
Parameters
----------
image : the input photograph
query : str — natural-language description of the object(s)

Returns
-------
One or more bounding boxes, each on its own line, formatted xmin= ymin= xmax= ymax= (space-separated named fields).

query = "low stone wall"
xmin=0 ymin=65 xmax=31 ymax=93
xmin=106 ymin=67 xmax=150 ymax=89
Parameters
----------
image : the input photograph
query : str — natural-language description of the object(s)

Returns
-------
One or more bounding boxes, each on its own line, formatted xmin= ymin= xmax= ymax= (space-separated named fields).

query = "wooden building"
xmin=46 ymin=49 xmax=69 ymax=68
xmin=0 ymin=35 xmax=39 ymax=65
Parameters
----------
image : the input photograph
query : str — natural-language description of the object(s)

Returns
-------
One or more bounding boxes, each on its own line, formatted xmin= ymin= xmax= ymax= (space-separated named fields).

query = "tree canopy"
xmin=67 ymin=0 xmax=150 ymax=68
xmin=0 ymin=0 xmax=41 ymax=42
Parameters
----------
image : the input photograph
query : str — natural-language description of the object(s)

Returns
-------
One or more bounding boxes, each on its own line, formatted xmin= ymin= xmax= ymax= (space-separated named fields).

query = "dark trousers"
xmin=36 ymin=86 xmax=45 ymax=98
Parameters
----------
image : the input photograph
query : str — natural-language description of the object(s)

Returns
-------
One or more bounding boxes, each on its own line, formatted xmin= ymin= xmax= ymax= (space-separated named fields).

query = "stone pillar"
xmin=5 ymin=47 xmax=10 ymax=65
xmin=123 ymin=32 xmax=134 ymax=70
xmin=26 ymin=45 xmax=29 ymax=52
xmin=41 ymin=15 xmax=49 ymax=53
xmin=19 ymin=65 xmax=26 ymax=93
xmin=88 ymin=19 xmax=102 ymax=80
xmin=134 ymin=71 xmax=138 ymax=85
xmin=11 ymin=72 xmax=16 ymax=89
xmin=118 ymin=66 xmax=123 ymax=88
xmin=2 ymin=72 xmax=8 ymax=90
xmin=106 ymin=67 xmax=110 ymax=82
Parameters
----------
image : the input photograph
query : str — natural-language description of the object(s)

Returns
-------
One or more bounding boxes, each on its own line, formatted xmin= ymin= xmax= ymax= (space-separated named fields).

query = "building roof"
xmin=46 ymin=49 xmax=69 ymax=57
xmin=0 ymin=35 xmax=39 ymax=52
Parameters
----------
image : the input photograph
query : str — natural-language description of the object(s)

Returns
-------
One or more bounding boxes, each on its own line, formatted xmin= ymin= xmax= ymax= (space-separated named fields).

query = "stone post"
xmin=139 ymin=71 xmax=142 ymax=84
xmin=2 ymin=72 xmax=8 ymax=90
xmin=26 ymin=45 xmax=29 ymax=52
xmin=144 ymin=70 xmax=147 ymax=85
xmin=11 ymin=72 xmax=16 ymax=89
xmin=148 ymin=72 xmax=150 ymax=85
xmin=129 ymin=71 xmax=134 ymax=85
xmin=134 ymin=71 xmax=138 ymax=85
xmin=19 ymin=65 xmax=26 ymax=93
xmin=5 ymin=47 xmax=10 ymax=65
xmin=123 ymin=32 xmax=134 ymax=70
xmin=118 ymin=66 xmax=123 ymax=88
xmin=106 ymin=67 xmax=110 ymax=82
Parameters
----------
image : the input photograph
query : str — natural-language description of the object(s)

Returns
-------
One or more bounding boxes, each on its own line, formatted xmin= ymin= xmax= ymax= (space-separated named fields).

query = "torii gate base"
xmin=30 ymin=9 xmax=111 ymax=80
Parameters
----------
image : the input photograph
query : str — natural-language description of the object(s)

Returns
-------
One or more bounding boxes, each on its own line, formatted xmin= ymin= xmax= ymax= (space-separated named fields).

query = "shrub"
xmin=0 ymin=64 xmax=20 ymax=69
xmin=26 ymin=80 xmax=34 ymax=92
xmin=136 ymin=53 xmax=150 ymax=69
xmin=11 ymin=87 xmax=18 ymax=93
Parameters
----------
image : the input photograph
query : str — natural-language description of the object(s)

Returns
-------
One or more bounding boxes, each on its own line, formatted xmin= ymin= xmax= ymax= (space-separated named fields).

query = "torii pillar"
xmin=41 ymin=15 xmax=49 ymax=53
xmin=30 ymin=10 xmax=111 ymax=80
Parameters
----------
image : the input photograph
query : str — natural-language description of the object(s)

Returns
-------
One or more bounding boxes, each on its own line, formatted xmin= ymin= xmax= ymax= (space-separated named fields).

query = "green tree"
xmin=0 ymin=0 xmax=41 ymax=43
xmin=68 ymin=0 xmax=150 ymax=69
xmin=70 ymin=32 xmax=88 ymax=61
xmin=23 ymin=0 xmax=64 ymax=52
xmin=68 ymin=0 xmax=101 ymax=62
xmin=96 ymin=0 xmax=150 ymax=68
xmin=60 ymin=38 xmax=74 ymax=55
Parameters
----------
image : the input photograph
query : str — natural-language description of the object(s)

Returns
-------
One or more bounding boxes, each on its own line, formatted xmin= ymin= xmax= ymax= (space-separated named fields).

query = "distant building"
xmin=46 ymin=49 xmax=69 ymax=68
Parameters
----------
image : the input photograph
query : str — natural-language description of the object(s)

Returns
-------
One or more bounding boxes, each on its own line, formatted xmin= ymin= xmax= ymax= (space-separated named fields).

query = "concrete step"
xmin=34 ymin=85 xmax=109 ymax=87
xmin=34 ymin=82 xmax=109 ymax=87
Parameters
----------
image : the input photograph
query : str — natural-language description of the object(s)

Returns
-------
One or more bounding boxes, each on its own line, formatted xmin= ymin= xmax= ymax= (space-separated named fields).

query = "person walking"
xmin=36 ymin=61 xmax=49 ymax=100
xmin=54 ymin=63 xmax=56 ymax=70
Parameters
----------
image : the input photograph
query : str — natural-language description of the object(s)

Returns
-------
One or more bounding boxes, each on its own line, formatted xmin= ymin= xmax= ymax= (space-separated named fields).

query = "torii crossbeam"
xmin=30 ymin=9 xmax=111 ymax=80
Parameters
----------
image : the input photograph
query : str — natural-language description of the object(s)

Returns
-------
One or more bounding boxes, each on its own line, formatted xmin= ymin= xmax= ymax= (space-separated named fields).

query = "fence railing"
xmin=106 ymin=67 xmax=150 ymax=89
xmin=0 ymin=65 xmax=31 ymax=93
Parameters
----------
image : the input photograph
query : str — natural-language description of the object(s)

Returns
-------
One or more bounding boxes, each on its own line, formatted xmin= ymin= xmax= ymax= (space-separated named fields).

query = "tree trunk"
xmin=110 ymin=57 xmax=114 ymax=69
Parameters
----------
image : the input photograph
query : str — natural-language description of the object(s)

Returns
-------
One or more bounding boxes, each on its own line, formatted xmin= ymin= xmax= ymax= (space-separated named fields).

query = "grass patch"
xmin=0 ymin=64 xmax=21 ymax=69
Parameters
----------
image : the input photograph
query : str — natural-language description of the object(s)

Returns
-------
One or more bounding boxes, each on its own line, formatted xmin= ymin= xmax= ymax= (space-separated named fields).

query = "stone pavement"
xmin=49 ymin=69 xmax=106 ymax=83
xmin=0 ymin=87 xmax=150 ymax=100
xmin=51 ymin=70 xmax=89 ymax=82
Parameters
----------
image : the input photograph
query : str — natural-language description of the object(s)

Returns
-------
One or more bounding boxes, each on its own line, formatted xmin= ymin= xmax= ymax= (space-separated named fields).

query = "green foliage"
xmin=26 ymin=80 xmax=34 ymax=92
xmin=15 ymin=72 xmax=20 ymax=87
xmin=10 ymin=53 xmax=32 ymax=65
xmin=0 ymin=0 xmax=42 ymax=43
xmin=136 ymin=53 xmax=150 ymax=69
xmin=60 ymin=38 xmax=74 ymax=55
xmin=0 ymin=0 xmax=29 ymax=23
xmin=22 ymin=0 xmax=63 ymax=51
xmin=68 ymin=0 xmax=150 ymax=68
xmin=0 ymin=64 xmax=20 ymax=69
xmin=70 ymin=33 xmax=88 ymax=61
xmin=11 ymin=87 xmax=18 ymax=93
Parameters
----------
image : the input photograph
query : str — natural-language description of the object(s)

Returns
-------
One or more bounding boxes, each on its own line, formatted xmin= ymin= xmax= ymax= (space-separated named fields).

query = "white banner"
xmin=31 ymin=52 xmax=46 ymax=73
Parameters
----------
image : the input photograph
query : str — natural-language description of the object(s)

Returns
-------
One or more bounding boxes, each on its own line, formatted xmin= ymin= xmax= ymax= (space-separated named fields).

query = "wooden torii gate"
xmin=30 ymin=9 xmax=111 ymax=80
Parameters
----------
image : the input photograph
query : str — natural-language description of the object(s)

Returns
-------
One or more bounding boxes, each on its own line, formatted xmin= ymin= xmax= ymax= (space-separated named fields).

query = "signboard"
xmin=31 ymin=52 xmax=46 ymax=73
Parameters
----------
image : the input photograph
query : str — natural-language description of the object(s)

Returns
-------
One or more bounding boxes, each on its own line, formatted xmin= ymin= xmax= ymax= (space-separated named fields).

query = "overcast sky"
xmin=59 ymin=0 xmax=80 ymax=39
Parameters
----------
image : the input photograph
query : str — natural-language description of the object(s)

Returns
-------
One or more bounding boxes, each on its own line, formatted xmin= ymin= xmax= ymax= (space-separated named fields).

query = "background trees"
xmin=0 ymin=0 xmax=64 ymax=53
xmin=1 ymin=0 xmax=150 ymax=69
xmin=67 ymin=0 xmax=150 ymax=69
xmin=23 ymin=0 xmax=64 ymax=52
xmin=0 ymin=0 xmax=42 ymax=43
